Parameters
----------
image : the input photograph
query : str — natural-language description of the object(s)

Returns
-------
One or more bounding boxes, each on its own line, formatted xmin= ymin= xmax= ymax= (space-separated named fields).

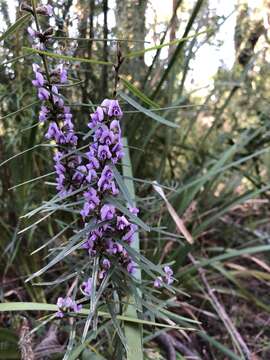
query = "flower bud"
xmin=20 ymin=3 xmax=33 ymax=13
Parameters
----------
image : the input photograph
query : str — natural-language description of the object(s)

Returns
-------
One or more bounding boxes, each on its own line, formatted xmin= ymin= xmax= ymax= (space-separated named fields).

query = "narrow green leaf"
xmin=25 ymin=221 xmax=103 ymax=282
xmin=0 ymin=302 xmax=183 ymax=329
xmin=125 ymin=30 xmax=207 ymax=58
xmin=0 ymin=101 xmax=40 ymax=121
xmin=22 ymin=46 xmax=113 ymax=65
xmin=119 ymin=91 xmax=179 ymax=128
xmin=122 ymin=138 xmax=143 ymax=360
xmin=120 ymin=77 xmax=159 ymax=108
xmin=0 ymin=14 xmax=30 ymax=42
xmin=111 ymin=164 xmax=135 ymax=206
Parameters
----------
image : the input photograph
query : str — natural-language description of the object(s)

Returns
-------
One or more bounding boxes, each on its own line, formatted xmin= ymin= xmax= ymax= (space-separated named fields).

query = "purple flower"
xmin=88 ymin=107 xmax=104 ymax=128
xmin=38 ymin=87 xmax=50 ymax=101
xmin=111 ymin=141 xmax=124 ymax=163
xmin=72 ymin=165 xmax=87 ymax=182
xmin=86 ymin=154 xmax=100 ymax=169
xmin=80 ymin=188 xmax=100 ymax=217
xmin=127 ymin=261 xmax=136 ymax=274
xmin=56 ymin=296 xmax=81 ymax=315
xmin=85 ymin=167 xmax=97 ymax=183
xmin=102 ymin=258 xmax=111 ymax=269
xmin=36 ymin=4 xmax=53 ymax=16
xmin=54 ymin=161 xmax=65 ymax=175
xmin=72 ymin=303 xmax=82 ymax=313
xmin=154 ymin=277 xmax=163 ymax=288
xmin=164 ymin=266 xmax=174 ymax=285
xmin=57 ymin=64 xmax=68 ymax=83
xmin=56 ymin=310 xmax=64 ymax=318
xmin=97 ymin=145 xmax=112 ymax=161
xmin=39 ymin=105 xmax=49 ymax=122
xmin=106 ymin=240 xmax=123 ymax=254
xmin=27 ymin=27 xmax=38 ymax=38
xmin=123 ymin=224 xmax=138 ymax=243
xmin=98 ymin=165 xmax=113 ymax=189
xmin=82 ymin=278 xmax=92 ymax=296
xmin=100 ymin=204 xmax=115 ymax=221
xmin=116 ymin=216 xmax=130 ymax=230
xmin=99 ymin=125 xmax=115 ymax=145
xmin=32 ymin=71 xmax=45 ymax=87
xmin=128 ymin=206 xmax=139 ymax=216
xmin=45 ymin=122 xmax=61 ymax=141
xmin=101 ymin=99 xmax=123 ymax=118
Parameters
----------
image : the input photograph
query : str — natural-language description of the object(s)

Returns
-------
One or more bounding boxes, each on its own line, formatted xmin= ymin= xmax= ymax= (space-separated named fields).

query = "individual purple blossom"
xmin=32 ymin=71 xmax=45 ymax=87
xmin=123 ymin=224 xmax=138 ymax=243
xmin=101 ymin=99 xmax=123 ymax=118
xmin=27 ymin=26 xmax=38 ymax=39
xmin=128 ymin=205 xmax=139 ymax=216
xmin=72 ymin=302 xmax=82 ymax=312
xmin=154 ymin=277 xmax=163 ymax=288
xmin=55 ymin=64 xmax=67 ymax=83
xmin=164 ymin=266 xmax=174 ymax=285
xmin=127 ymin=261 xmax=136 ymax=274
xmin=97 ymin=144 xmax=112 ymax=161
xmin=106 ymin=240 xmax=123 ymax=255
xmin=72 ymin=165 xmax=87 ymax=182
xmin=102 ymin=258 xmax=111 ymax=269
xmin=39 ymin=105 xmax=49 ymax=122
xmin=154 ymin=266 xmax=174 ymax=288
xmin=111 ymin=141 xmax=124 ymax=163
xmin=80 ymin=188 xmax=100 ymax=217
xmin=100 ymin=204 xmax=115 ymax=221
xmin=99 ymin=125 xmax=115 ymax=145
xmin=116 ymin=216 xmax=130 ymax=230
xmin=36 ymin=4 xmax=53 ymax=16
xmin=82 ymin=278 xmax=92 ymax=296
xmin=56 ymin=296 xmax=81 ymax=317
xmin=88 ymin=107 xmax=104 ymax=129
xmin=86 ymin=154 xmax=100 ymax=169
xmin=38 ymin=87 xmax=50 ymax=101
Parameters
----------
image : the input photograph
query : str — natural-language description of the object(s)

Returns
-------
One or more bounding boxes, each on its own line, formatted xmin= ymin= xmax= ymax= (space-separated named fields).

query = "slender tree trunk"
xmin=115 ymin=0 xmax=147 ymax=83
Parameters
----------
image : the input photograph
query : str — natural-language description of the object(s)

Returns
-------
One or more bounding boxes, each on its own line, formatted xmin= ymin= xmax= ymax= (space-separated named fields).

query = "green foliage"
xmin=1 ymin=0 xmax=270 ymax=358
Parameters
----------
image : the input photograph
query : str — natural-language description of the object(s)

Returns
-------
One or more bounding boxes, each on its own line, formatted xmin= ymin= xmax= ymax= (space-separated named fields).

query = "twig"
xmin=188 ymin=253 xmax=252 ymax=360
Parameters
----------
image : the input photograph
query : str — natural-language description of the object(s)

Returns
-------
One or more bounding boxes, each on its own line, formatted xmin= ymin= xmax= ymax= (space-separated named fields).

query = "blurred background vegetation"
xmin=1 ymin=0 xmax=270 ymax=359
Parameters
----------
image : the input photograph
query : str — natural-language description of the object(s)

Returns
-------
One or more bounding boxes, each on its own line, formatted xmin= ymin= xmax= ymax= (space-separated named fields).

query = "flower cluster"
xmin=154 ymin=266 xmax=174 ymax=288
xmin=26 ymin=1 xmax=174 ymax=321
xmin=32 ymin=61 xmax=80 ymax=196
xmin=27 ymin=4 xmax=53 ymax=50
xmin=80 ymin=100 xmax=137 ymax=281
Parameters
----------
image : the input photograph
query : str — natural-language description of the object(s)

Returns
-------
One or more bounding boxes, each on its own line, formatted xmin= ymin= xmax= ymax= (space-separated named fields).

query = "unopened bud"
xmin=20 ymin=3 xmax=33 ymax=13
